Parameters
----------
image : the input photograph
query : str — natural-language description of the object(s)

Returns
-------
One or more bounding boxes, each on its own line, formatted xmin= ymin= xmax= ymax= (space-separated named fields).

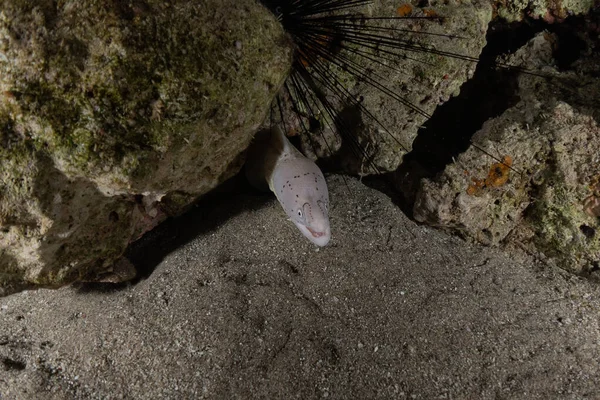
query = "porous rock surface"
xmin=0 ymin=0 xmax=292 ymax=295
xmin=414 ymin=33 xmax=600 ymax=274
xmin=495 ymin=0 xmax=595 ymax=23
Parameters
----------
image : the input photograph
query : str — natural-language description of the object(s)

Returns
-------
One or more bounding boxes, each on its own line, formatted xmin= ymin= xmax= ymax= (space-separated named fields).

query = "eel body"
xmin=246 ymin=128 xmax=331 ymax=246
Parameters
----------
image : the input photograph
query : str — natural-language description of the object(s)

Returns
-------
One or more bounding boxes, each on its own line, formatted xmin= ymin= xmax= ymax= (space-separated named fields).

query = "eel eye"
xmin=297 ymin=209 xmax=303 ymax=218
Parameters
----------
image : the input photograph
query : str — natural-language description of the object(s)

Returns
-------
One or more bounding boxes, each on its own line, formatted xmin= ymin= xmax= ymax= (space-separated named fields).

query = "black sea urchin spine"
xmin=258 ymin=1 xmax=472 ymax=172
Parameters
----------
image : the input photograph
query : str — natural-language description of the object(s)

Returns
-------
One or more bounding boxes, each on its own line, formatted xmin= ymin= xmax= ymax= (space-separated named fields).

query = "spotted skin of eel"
xmin=246 ymin=127 xmax=331 ymax=246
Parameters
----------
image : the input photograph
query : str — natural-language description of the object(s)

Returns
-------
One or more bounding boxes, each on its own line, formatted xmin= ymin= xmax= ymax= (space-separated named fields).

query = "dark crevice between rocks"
xmin=363 ymin=19 xmax=534 ymax=214
xmin=369 ymin=14 xmax=593 ymax=217
xmin=552 ymin=7 xmax=600 ymax=126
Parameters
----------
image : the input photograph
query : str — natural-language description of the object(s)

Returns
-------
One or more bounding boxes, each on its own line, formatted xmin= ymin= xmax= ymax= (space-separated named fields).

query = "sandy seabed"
xmin=1 ymin=175 xmax=599 ymax=399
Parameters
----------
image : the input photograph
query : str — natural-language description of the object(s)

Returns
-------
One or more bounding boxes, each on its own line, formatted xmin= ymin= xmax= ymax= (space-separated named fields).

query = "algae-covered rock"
xmin=495 ymin=0 xmax=595 ymax=23
xmin=414 ymin=33 xmax=600 ymax=273
xmin=0 ymin=0 xmax=293 ymax=295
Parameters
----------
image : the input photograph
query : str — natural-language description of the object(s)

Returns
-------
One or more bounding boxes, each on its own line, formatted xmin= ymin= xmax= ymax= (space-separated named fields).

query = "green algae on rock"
xmin=0 ymin=0 xmax=293 ymax=295
xmin=494 ymin=0 xmax=595 ymax=22
xmin=1 ymin=0 xmax=292 ymax=193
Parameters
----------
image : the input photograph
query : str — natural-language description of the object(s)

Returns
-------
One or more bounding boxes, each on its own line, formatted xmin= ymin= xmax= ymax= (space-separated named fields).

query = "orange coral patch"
xmin=467 ymin=177 xmax=486 ymax=196
xmin=396 ymin=4 xmax=413 ymax=17
xmin=466 ymin=156 xmax=513 ymax=195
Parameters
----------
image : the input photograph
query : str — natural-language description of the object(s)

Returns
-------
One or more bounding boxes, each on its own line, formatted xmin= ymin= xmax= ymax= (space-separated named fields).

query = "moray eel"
xmin=246 ymin=127 xmax=331 ymax=246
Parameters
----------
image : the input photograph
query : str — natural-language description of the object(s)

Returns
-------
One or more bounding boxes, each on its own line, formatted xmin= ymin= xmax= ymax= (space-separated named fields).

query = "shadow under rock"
xmin=76 ymin=173 xmax=272 ymax=293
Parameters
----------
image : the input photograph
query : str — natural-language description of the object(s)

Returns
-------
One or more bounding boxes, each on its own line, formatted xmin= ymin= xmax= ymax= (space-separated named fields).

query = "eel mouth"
xmin=307 ymin=227 xmax=326 ymax=238
xmin=295 ymin=222 xmax=331 ymax=247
